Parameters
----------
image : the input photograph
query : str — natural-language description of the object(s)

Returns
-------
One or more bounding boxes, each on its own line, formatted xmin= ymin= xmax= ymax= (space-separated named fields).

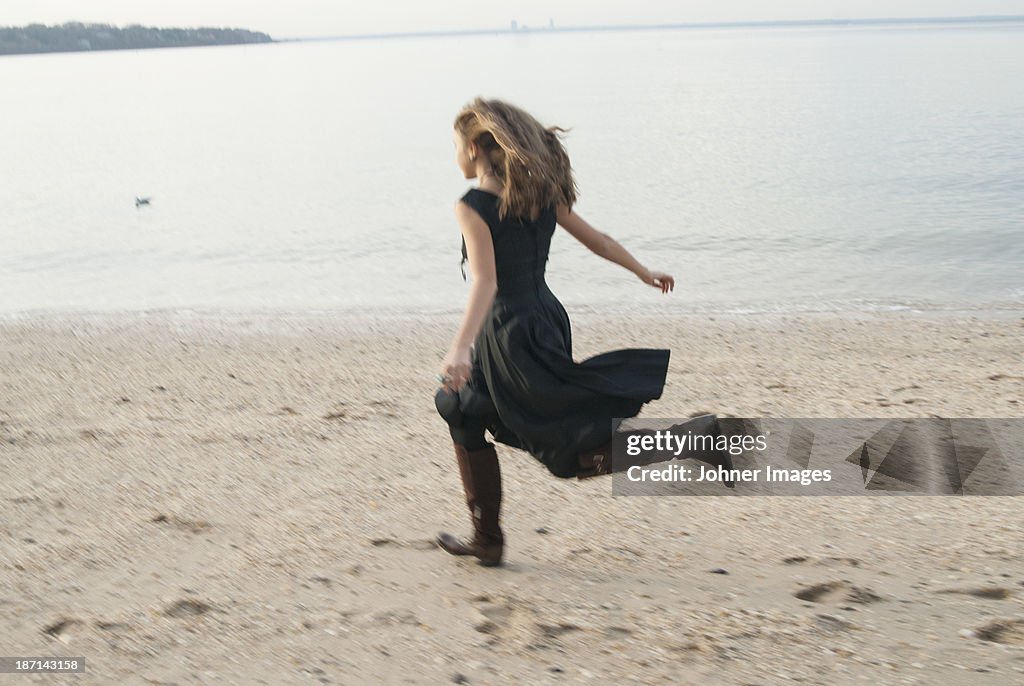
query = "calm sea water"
xmin=1 ymin=22 xmax=1022 ymax=317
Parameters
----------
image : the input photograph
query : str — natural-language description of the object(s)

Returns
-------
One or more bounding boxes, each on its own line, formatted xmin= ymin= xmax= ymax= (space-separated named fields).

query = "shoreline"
xmin=2 ymin=302 xmax=1023 ymax=326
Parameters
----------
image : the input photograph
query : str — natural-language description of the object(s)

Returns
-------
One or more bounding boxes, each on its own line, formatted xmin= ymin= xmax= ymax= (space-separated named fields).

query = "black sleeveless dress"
xmin=435 ymin=187 xmax=671 ymax=479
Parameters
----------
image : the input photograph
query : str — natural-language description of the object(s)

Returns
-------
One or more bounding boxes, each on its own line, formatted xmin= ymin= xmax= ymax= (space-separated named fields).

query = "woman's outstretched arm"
xmin=439 ymin=201 xmax=497 ymax=393
xmin=555 ymin=202 xmax=674 ymax=293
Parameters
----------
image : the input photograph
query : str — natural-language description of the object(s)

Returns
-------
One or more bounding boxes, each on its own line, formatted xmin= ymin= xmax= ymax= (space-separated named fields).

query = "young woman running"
xmin=434 ymin=97 xmax=732 ymax=567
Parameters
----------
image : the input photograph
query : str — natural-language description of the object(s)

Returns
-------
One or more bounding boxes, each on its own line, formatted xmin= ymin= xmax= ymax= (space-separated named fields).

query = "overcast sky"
xmin=3 ymin=1 xmax=1023 ymax=39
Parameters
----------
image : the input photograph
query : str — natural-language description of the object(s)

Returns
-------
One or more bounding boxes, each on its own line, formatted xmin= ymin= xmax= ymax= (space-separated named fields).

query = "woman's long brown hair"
xmin=454 ymin=97 xmax=579 ymax=222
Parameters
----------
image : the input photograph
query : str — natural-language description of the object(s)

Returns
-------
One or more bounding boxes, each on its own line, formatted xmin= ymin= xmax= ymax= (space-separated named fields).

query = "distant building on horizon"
xmin=510 ymin=18 xmax=554 ymax=32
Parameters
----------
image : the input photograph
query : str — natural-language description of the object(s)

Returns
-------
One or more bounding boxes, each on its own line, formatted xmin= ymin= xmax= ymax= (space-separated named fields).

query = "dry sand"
xmin=1 ymin=310 xmax=1023 ymax=685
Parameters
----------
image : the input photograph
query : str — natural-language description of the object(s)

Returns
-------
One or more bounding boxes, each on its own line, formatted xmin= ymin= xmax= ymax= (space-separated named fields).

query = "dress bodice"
xmin=458 ymin=188 xmax=557 ymax=297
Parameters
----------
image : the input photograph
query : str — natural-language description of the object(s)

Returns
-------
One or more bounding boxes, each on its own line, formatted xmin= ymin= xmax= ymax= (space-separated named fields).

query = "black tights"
xmin=435 ymin=386 xmax=496 ymax=451
xmin=448 ymin=419 xmax=491 ymax=450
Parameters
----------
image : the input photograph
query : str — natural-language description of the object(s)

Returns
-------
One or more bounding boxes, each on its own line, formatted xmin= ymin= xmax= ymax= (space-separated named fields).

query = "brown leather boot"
xmin=436 ymin=442 xmax=504 ymax=566
xmin=576 ymin=414 xmax=736 ymax=488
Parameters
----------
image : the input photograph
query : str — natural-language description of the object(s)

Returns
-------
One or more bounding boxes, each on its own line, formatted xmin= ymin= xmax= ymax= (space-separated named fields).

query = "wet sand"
xmin=1 ymin=310 xmax=1023 ymax=684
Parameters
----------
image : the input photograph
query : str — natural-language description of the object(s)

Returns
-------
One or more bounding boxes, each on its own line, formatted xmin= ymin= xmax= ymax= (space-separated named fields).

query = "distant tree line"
xmin=0 ymin=22 xmax=273 ymax=56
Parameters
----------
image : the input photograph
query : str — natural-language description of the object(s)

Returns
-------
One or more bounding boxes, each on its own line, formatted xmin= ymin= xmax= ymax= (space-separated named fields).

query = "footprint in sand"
xmin=471 ymin=594 xmax=590 ymax=652
xmin=783 ymin=555 xmax=860 ymax=567
xmin=368 ymin=536 xmax=437 ymax=550
xmin=472 ymin=594 xmax=545 ymax=644
xmin=936 ymin=586 xmax=1014 ymax=600
xmin=794 ymin=580 xmax=883 ymax=605
xmin=472 ymin=594 xmax=515 ymax=635
xmin=42 ymin=617 xmax=85 ymax=639
xmin=973 ymin=619 xmax=1024 ymax=645
xmin=536 ymin=621 xmax=582 ymax=640
xmin=150 ymin=513 xmax=211 ymax=534
xmin=162 ymin=598 xmax=215 ymax=618
xmin=323 ymin=407 xmax=349 ymax=421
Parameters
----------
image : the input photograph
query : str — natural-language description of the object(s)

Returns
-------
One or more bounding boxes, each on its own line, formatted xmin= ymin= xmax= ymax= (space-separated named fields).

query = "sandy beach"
xmin=2 ymin=310 xmax=1023 ymax=685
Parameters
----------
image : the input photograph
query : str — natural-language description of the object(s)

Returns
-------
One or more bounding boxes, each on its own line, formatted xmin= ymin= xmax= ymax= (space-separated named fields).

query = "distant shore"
xmin=3 ymin=15 xmax=1020 ymax=56
xmin=285 ymin=14 xmax=1024 ymax=43
xmin=0 ymin=22 xmax=273 ymax=57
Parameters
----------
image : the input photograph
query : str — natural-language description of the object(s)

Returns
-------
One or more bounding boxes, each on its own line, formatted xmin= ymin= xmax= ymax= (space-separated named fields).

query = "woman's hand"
xmin=638 ymin=268 xmax=675 ymax=293
xmin=439 ymin=344 xmax=473 ymax=393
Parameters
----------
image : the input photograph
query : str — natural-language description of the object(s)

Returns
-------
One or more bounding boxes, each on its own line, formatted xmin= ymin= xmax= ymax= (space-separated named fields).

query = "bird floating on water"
xmin=135 ymin=196 xmax=152 ymax=207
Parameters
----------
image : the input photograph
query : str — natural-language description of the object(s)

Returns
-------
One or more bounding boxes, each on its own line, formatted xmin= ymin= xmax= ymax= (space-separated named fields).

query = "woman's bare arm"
xmin=439 ymin=201 xmax=498 ymax=391
xmin=555 ymin=203 xmax=674 ymax=292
